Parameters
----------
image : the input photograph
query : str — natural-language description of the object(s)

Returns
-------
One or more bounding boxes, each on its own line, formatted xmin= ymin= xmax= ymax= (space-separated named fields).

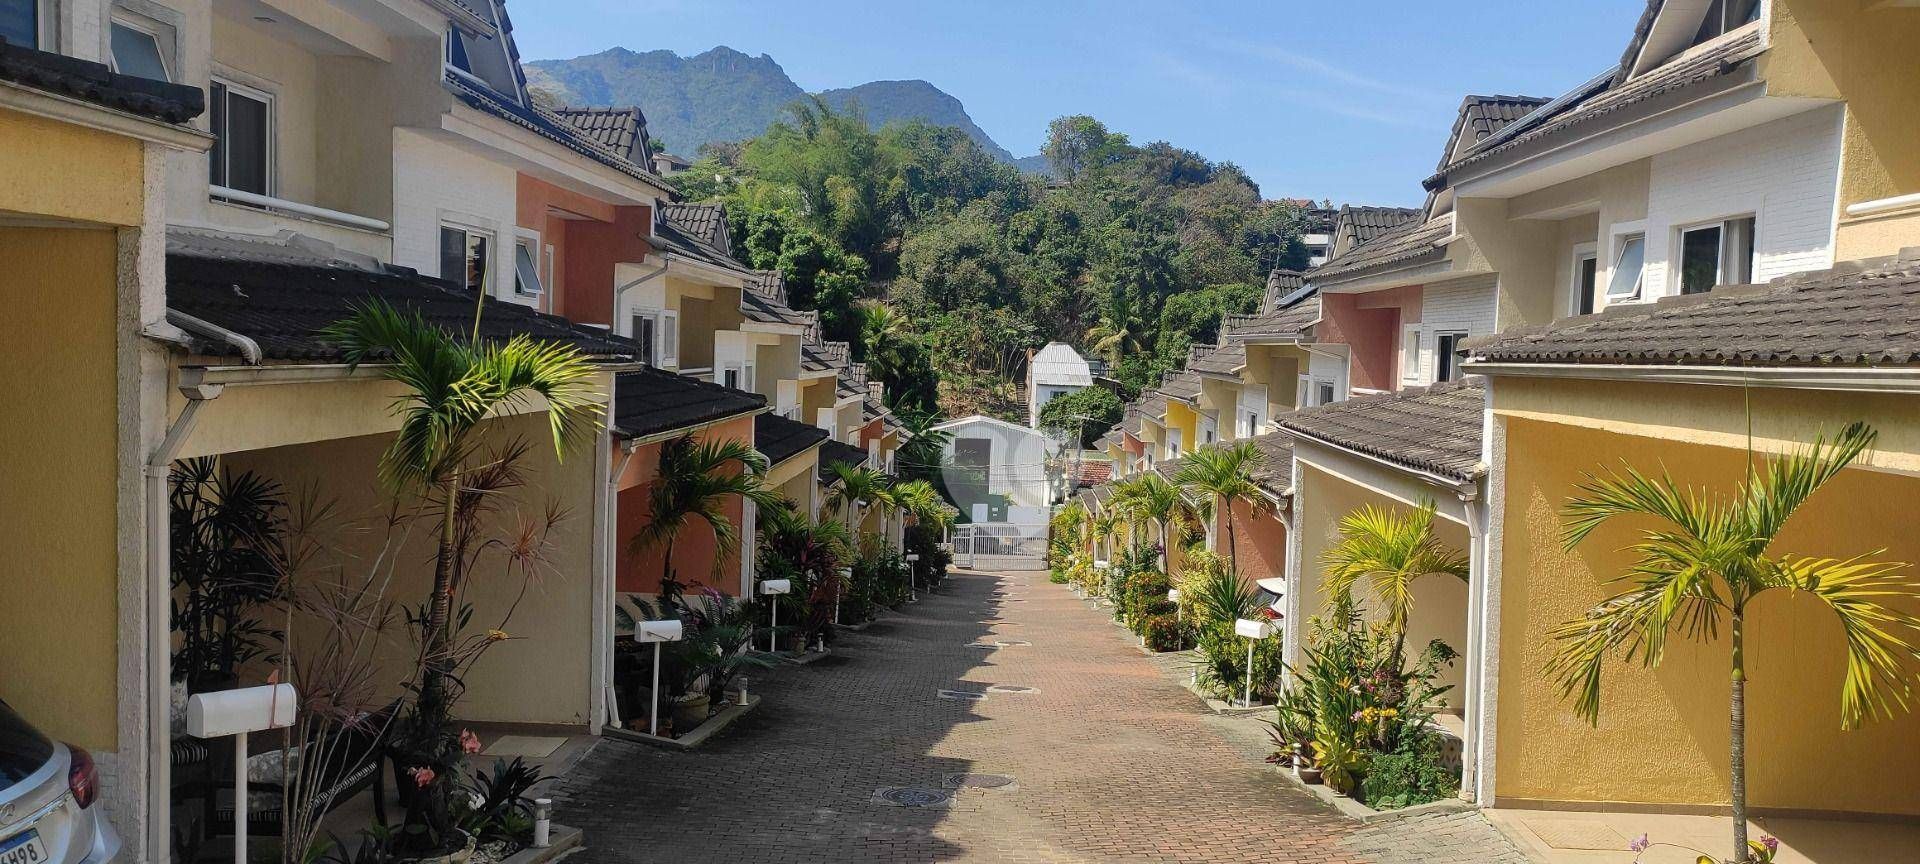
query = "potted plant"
xmin=169 ymin=457 xmax=288 ymax=695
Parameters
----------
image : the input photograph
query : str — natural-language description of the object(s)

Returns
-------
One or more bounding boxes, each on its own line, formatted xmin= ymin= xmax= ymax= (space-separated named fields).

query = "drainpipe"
xmin=1458 ymin=487 xmax=1490 ymax=805
xmin=146 ymin=382 xmax=222 ymax=859
xmin=602 ymin=437 xmax=639 ymax=730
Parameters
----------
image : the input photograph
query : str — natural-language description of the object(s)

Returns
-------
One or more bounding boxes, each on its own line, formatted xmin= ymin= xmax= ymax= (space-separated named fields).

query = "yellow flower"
xmin=487 ymin=629 xmax=510 ymax=642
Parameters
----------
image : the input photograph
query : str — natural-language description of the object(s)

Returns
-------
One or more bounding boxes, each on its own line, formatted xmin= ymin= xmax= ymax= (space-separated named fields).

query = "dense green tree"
xmin=1037 ymin=387 xmax=1124 ymax=448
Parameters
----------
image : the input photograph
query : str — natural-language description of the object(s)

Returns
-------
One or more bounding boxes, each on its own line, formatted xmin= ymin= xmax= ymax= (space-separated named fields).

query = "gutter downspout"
xmin=1458 ymin=485 xmax=1490 ymax=805
xmin=601 ymin=437 xmax=640 ymax=730
xmin=146 ymin=382 xmax=222 ymax=859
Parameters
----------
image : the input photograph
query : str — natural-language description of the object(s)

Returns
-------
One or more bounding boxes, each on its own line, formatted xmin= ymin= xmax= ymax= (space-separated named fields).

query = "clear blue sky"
xmin=507 ymin=1 xmax=1645 ymax=207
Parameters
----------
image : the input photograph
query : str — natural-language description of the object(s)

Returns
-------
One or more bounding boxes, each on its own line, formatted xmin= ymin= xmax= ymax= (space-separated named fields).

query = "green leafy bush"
xmin=1141 ymin=613 xmax=1185 ymax=652
xmin=1357 ymin=734 xmax=1458 ymax=810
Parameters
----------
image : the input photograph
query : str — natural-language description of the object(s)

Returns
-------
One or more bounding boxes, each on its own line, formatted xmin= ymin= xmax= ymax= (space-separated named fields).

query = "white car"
xmin=0 ymin=700 xmax=117 ymax=864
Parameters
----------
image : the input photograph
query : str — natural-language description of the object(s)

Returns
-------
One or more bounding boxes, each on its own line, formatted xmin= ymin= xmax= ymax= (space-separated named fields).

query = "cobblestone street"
xmin=554 ymin=569 xmax=1528 ymax=863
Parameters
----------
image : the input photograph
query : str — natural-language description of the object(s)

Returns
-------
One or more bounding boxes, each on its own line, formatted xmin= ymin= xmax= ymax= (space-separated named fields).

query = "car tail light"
xmin=66 ymin=745 xmax=98 ymax=809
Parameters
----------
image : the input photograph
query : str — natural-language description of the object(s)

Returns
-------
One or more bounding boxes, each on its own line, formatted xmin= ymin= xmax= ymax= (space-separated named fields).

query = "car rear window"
xmin=0 ymin=700 xmax=56 ymax=789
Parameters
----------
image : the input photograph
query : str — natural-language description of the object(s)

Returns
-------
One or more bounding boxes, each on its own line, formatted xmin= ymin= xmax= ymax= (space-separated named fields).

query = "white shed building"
xmin=1026 ymin=342 xmax=1094 ymax=428
xmin=932 ymin=415 xmax=1065 ymax=523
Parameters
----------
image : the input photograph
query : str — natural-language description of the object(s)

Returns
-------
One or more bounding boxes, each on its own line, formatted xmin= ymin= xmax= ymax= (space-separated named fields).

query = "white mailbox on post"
xmin=187 ymin=683 xmax=297 ymax=864
xmin=761 ymin=579 xmax=792 ymax=652
xmin=634 ymin=619 xmax=684 ymax=737
xmin=1233 ymin=618 xmax=1276 ymax=708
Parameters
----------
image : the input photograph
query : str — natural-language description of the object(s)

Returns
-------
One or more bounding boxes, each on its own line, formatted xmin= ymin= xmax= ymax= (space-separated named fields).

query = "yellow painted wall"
xmin=1165 ymin=402 xmax=1198 ymax=456
xmin=223 ymin=411 xmax=600 ymax=727
xmin=1492 ymin=381 xmax=1920 ymax=815
xmin=1295 ymin=461 xmax=1472 ymax=708
xmin=1768 ymin=0 xmax=1920 ymax=259
xmin=0 ymin=107 xmax=144 ymax=226
xmin=0 ymin=228 xmax=122 ymax=749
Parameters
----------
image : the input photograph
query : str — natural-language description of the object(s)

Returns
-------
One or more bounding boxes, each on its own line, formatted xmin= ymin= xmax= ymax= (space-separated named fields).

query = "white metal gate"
xmin=954 ymin=523 xmax=1050 ymax=571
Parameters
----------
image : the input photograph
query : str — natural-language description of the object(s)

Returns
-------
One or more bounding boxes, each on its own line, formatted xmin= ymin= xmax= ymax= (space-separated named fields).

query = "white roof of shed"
xmin=1031 ymin=342 xmax=1093 ymax=386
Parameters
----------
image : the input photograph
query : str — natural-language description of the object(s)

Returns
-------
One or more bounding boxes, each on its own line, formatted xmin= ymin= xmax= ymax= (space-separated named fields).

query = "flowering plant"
xmin=1631 ymin=832 xmax=1777 ymax=863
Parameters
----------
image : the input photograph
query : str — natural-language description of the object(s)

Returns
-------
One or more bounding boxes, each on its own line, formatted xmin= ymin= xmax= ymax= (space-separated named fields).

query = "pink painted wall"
xmin=1318 ymin=286 xmax=1422 ymax=392
xmin=1217 ymin=498 xmax=1287 ymax=585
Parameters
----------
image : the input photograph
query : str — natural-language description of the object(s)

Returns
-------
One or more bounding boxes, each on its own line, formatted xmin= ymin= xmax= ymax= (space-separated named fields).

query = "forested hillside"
xmin=677 ymin=101 xmax=1316 ymax=422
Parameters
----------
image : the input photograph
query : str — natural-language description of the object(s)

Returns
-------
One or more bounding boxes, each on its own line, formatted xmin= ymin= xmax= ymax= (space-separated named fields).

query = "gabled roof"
xmin=1223 ymin=295 xmax=1320 ymax=343
xmin=1247 ymin=433 xmax=1295 ymax=497
xmin=1427 ymin=28 xmax=1762 ymax=190
xmin=1311 ymin=215 xmax=1454 ymax=282
xmin=755 ymin=412 xmax=830 ymax=467
xmin=1333 ymin=206 xmax=1424 ymax=257
xmin=446 ymin=71 xmax=664 ymax=186
xmin=163 ymin=231 xmax=633 ymax=364
xmin=660 ymin=203 xmax=731 ymax=255
xmin=551 ymin=105 xmax=651 ymax=164
xmin=1186 ymin=341 xmax=1246 ymax=377
xmin=0 ymin=36 xmax=204 ymax=123
xmin=1156 ymin=370 xmax=1202 ymax=404
xmin=817 ymin=440 xmax=869 ymax=484
xmin=1439 ymin=94 xmax=1553 ymax=171
xmin=613 ymin=368 xmax=765 ymax=439
xmin=1263 ymin=269 xmax=1306 ymax=311
xmin=1278 ymin=381 xmax=1485 ymax=482
xmin=741 ymin=286 xmax=812 ymax=328
xmin=1468 ymin=253 xmax=1920 ymax=368
xmin=1031 ymin=342 xmax=1094 ymax=387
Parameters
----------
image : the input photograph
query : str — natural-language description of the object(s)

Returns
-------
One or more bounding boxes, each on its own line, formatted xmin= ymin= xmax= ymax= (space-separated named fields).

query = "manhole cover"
xmin=872 ymin=787 xmax=954 ymax=808
xmin=987 ymin=684 xmax=1036 ymax=693
xmin=994 ymin=640 xmax=1031 ymax=647
xmin=944 ymin=773 xmax=1016 ymax=790
xmin=936 ymin=689 xmax=987 ymax=701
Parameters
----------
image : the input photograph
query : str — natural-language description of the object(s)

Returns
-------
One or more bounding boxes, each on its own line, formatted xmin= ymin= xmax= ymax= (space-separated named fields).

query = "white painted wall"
xmin=1407 ymin=273 xmax=1498 ymax=386
xmin=392 ymin=128 xmax=530 ymax=307
xmin=1626 ymin=105 xmax=1843 ymax=306
xmin=1306 ymin=348 xmax=1349 ymax=406
xmin=1028 ymin=382 xmax=1082 ymax=428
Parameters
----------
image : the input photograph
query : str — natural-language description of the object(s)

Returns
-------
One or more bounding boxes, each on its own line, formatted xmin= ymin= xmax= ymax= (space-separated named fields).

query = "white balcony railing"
xmin=210 ymin=185 xmax=391 ymax=233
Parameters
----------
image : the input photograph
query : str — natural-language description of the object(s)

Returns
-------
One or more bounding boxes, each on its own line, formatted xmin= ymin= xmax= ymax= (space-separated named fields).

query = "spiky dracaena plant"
xmin=631 ymin=434 xmax=785 ymax=591
xmin=1175 ymin=442 xmax=1268 ymax=577
xmin=1321 ymin=501 xmax=1469 ymax=667
xmin=1549 ymin=421 xmax=1920 ymax=863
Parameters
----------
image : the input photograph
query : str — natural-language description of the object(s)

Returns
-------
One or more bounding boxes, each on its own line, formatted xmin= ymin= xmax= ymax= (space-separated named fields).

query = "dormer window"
xmin=1692 ymin=0 xmax=1760 ymax=46
xmin=445 ymin=27 xmax=472 ymax=73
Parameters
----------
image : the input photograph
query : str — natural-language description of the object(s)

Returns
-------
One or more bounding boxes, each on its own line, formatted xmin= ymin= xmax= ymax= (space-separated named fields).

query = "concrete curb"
xmin=602 ymin=694 xmax=761 ymax=750
xmin=1270 ymin=764 xmax=1476 ymax=823
xmin=498 ymin=825 xmax=583 ymax=864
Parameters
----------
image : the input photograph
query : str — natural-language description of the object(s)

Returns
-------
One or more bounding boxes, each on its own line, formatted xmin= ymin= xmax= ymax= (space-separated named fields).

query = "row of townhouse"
xmin=1086 ymin=0 xmax=1920 ymax=828
xmin=0 ymin=0 xmax=903 ymax=859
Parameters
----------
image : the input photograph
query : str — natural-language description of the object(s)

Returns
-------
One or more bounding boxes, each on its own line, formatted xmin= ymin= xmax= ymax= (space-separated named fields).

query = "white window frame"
xmin=722 ymin=364 xmax=742 ymax=391
xmin=209 ymin=74 xmax=276 ymax=198
xmin=511 ymin=229 xmax=544 ymax=300
xmin=1400 ymin=325 xmax=1423 ymax=384
xmin=543 ymin=242 xmax=556 ymax=296
xmin=1604 ymin=225 xmax=1648 ymax=304
xmin=1569 ymin=241 xmax=1599 ymax=317
xmin=1314 ymin=380 xmax=1337 ymax=407
xmin=438 ymin=221 xmax=495 ymax=294
xmin=1433 ymin=330 xmax=1468 ymax=384
xmin=658 ymin=309 xmax=679 ymax=367
xmin=1675 ymin=214 xmax=1755 ymax=296
xmin=1166 ymin=426 xmax=1183 ymax=458
xmin=108 ymin=3 xmax=179 ymax=83
xmin=742 ymin=361 xmax=757 ymax=393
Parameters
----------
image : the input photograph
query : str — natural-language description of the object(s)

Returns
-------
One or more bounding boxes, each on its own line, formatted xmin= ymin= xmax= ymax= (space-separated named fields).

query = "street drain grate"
xmin=944 ymin=773 xmax=1017 ymax=790
xmin=936 ymin=689 xmax=987 ymax=701
xmin=986 ymin=684 xmax=1036 ymax=693
xmin=994 ymin=640 xmax=1032 ymax=647
xmin=872 ymin=787 xmax=954 ymax=808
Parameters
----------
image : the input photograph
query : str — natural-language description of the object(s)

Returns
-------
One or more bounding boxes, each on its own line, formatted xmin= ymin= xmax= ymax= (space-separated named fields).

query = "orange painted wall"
xmin=516 ymin=173 xmax=650 ymax=326
xmin=1217 ymin=498 xmax=1287 ymax=583
xmin=1319 ymin=286 xmax=1421 ymax=392
xmin=614 ymin=414 xmax=756 ymax=596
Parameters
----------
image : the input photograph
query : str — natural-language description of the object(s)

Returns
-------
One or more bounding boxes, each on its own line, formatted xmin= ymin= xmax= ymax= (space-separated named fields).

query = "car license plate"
xmin=0 ymin=829 xmax=46 ymax=864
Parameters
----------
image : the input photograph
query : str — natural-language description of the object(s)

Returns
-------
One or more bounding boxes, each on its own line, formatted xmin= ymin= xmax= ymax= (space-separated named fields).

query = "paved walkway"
xmin=554 ymin=569 xmax=1528 ymax=863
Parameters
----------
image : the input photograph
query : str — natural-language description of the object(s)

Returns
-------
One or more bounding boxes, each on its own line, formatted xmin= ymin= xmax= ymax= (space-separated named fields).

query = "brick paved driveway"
xmin=553 ymin=569 xmax=1527 ymax=863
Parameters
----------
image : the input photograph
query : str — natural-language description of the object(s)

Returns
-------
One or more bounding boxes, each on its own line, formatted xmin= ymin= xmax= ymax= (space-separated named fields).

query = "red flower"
xmin=1260 ymin=607 xmax=1281 ymax=621
xmin=460 ymin=729 xmax=482 ymax=754
xmin=409 ymin=766 xmax=436 ymax=789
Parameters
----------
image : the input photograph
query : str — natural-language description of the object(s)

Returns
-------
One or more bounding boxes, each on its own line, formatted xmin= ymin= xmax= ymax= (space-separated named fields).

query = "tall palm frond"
xmin=1176 ymin=442 xmax=1268 ymax=574
xmin=632 ymin=435 xmax=784 ymax=577
xmin=1321 ymin=502 xmax=1469 ymax=659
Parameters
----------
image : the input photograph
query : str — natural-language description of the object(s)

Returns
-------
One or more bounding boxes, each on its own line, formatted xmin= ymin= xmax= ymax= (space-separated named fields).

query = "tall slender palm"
xmin=1321 ymin=502 xmax=1469 ymax=665
xmin=895 ymin=410 xmax=954 ymax=482
xmin=827 ymin=462 xmax=894 ymax=532
xmin=1176 ymin=442 xmax=1267 ymax=577
xmin=322 ymin=301 xmax=601 ymax=844
xmin=631 ymin=434 xmax=785 ymax=589
xmin=1086 ymin=292 xmax=1148 ymax=368
xmin=1548 ymin=422 xmax=1920 ymax=863
xmin=1091 ymin=512 xmax=1118 ymax=561
xmin=1112 ymin=473 xmax=1192 ymax=573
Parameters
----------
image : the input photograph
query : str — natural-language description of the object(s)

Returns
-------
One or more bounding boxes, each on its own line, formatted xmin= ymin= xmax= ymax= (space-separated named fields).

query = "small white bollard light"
xmin=532 ymin=797 xmax=552 ymax=848
xmin=635 ymin=619 xmax=685 ymax=738
xmin=187 ymin=683 xmax=297 ymax=864
xmin=1234 ymin=617 xmax=1277 ymax=708
xmin=906 ymin=553 xmax=921 ymax=601
xmin=761 ymin=578 xmax=793 ymax=652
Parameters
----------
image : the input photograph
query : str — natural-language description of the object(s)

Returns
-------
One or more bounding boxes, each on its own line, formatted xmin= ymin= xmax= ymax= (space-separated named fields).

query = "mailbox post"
xmin=905 ymin=553 xmax=920 ymax=602
xmin=761 ymin=578 xmax=792 ymax=651
xmin=635 ymin=619 xmax=684 ymax=737
xmin=1234 ymin=618 xmax=1275 ymax=708
xmin=187 ymin=683 xmax=297 ymax=864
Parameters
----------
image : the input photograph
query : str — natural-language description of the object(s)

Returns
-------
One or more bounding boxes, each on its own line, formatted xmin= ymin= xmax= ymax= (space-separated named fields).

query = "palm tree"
xmin=1091 ymin=512 xmax=1118 ymax=561
xmin=632 ymin=435 xmax=785 ymax=591
xmin=1321 ymin=502 xmax=1469 ymax=665
xmin=1548 ymin=422 xmax=1920 ymax=863
xmin=1176 ymin=442 xmax=1268 ymax=577
xmin=1086 ymin=292 xmax=1148 ymax=368
xmin=895 ymin=410 xmax=954 ymax=482
xmin=322 ymin=301 xmax=601 ymax=848
xmin=826 ymin=462 xmax=894 ymax=532
xmin=1112 ymin=473 xmax=1192 ymax=574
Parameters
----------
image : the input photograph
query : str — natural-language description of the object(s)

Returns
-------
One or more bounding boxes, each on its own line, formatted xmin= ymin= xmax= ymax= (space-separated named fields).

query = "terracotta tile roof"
xmin=0 ymin=36 xmax=203 ymax=123
xmin=1278 ymin=381 xmax=1485 ymax=482
xmin=755 ymin=412 xmax=829 ymax=466
xmin=551 ymin=105 xmax=649 ymax=163
xmin=164 ymin=233 xmax=633 ymax=364
xmin=1075 ymin=460 xmax=1112 ymax=487
xmin=1467 ymin=254 xmax=1920 ymax=368
xmin=1311 ymin=215 xmax=1454 ymax=282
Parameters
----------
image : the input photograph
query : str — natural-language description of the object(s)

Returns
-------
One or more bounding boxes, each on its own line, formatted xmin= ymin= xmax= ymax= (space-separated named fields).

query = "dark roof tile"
xmin=613 ymin=368 xmax=764 ymax=439
xmin=1278 ymin=381 xmax=1485 ymax=481
xmin=551 ymin=105 xmax=649 ymax=163
xmin=0 ymin=36 xmax=203 ymax=123
xmin=1311 ymin=215 xmax=1453 ymax=282
xmin=755 ymin=411 xmax=830 ymax=466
